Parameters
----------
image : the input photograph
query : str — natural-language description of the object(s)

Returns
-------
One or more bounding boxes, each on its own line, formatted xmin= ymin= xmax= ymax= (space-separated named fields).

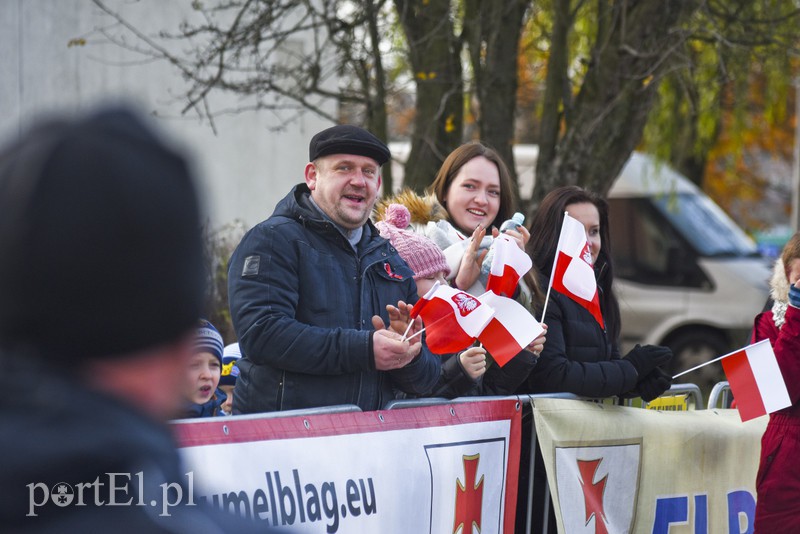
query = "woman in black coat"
xmin=519 ymin=186 xmax=672 ymax=398
xmin=514 ymin=186 xmax=672 ymax=533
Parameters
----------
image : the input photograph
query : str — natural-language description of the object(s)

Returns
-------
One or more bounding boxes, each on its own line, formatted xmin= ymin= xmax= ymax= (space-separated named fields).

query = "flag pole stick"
xmin=402 ymin=311 xmax=456 ymax=343
xmin=539 ymin=211 xmax=568 ymax=323
xmin=400 ymin=280 xmax=442 ymax=342
xmin=670 ymin=340 xmax=768 ymax=379
xmin=405 ymin=326 xmax=425 ymax=342
xmin=540 ymin=284 xmax=554 ymax=326
xmin=400 ymin=321 xmax=414 ymax=342
xmin=403 ymin=302 xmax=487 ymax=343
xmin=671 ymin=354 xmax=729 ymax=379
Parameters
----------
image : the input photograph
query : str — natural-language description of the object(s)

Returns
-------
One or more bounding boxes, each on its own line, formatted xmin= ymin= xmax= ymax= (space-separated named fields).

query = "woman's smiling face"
xmin=443 ymin=156 xmax=501 ymax=234
xmin=566 ymin=201 xmax=601 ymax=265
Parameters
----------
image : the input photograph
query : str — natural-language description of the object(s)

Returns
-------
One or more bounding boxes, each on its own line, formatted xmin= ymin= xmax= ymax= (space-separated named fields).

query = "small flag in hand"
xmin=409 ymin=280 xmax=442 ymax=320
xmin=722 ymin=339 xmax=791 ymax=422
xmin=477 ymin=291 xmax=543 ymax=367
xmin=550 ymin=212 xmax=604 ymax=328
xmin=414 ymin=284 xmax=495 ymax=354
xmin=485 ymin=234 xmax=533 ymax=298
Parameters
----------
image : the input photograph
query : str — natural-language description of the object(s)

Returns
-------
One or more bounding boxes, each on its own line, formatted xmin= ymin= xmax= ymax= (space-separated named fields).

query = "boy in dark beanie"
xmin=181 ymin=319 xmax=227 ymax=418
xmin=0 ymin=106 xmax=267 ymax=532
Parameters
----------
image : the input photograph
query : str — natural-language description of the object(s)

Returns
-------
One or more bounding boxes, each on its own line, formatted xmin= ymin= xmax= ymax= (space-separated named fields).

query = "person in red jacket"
xmin=752 ymin=232 xmax=800 ymax=532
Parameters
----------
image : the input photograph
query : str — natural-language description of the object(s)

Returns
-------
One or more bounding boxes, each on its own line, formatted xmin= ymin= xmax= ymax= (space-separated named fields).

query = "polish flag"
xmin=409 ymin=281 xmax=442 ymax=320
xmin=550 ymin=212 xmax=604 ymax=328
xmin=721 ymin=339 xmax=791 ymax=422
xmin=485 ymin=234 xmax=533 ymax=297
xmin=477 ymin=291 xmax=543 ymax=367
xmin=414 ymin=284 xmax=495 ymax=354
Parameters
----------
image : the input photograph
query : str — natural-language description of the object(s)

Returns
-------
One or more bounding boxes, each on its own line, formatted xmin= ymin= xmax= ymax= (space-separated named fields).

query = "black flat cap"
xmin=309 ymin=124 xmax=391 ymax=166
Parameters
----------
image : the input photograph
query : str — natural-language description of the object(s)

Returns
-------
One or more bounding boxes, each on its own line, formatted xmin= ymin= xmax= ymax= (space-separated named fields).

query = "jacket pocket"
xmin=756 ymin=428 xmax=785 ymax=493
xmin=296 ymin=242 xmax=351 ymax=318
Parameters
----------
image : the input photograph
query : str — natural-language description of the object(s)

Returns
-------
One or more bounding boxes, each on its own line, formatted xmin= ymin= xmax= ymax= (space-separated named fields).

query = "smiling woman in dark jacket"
xmin=518 ymin=186 xmax=673 ymax=398
xmin=514 ymin=186 xmax=673 ymax=534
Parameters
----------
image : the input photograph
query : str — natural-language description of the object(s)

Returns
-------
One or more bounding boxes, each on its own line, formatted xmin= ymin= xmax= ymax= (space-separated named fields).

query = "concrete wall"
xmin=0 ymin=0 xmax=335 ymax=230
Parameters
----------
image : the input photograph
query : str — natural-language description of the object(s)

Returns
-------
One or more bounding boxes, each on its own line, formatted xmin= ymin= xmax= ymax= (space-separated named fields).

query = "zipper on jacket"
xmin=276 ymin=370 xmax=286 ymax=410
xmin=354 ymin=370 xmax=363 ymax=408
xmin=376 ymin=370 xmax=384 ymax=409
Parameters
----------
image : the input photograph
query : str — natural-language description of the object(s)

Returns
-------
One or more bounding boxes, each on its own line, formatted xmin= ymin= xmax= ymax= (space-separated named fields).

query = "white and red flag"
xmin=477 ymin=291 xmax=543 ymax=367
xmin=408 ymin=281 xmax=442 ymax=321
xmin=411 ymin=284 xmax=495 ymax=354
xmin=721 ymin=339 xmax=791 ymax=422
xmin=485 ymin=234 xmax=533 ymax=298
xmin=549 ymin=212 xmax=604 ymax=328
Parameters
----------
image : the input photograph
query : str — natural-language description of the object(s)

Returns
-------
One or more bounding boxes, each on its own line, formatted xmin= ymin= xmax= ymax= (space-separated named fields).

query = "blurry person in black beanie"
xmin=228 ymin=124 xmax=440 ymax=414
xmin=0 ymin=106 xmax=271 ymax=532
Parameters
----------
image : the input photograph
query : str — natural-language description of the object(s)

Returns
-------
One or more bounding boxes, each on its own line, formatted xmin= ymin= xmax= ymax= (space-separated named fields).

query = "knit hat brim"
xmin=376 ymin=204 xmax=451 ymax=281
xmin=195 ymin=321 xmax=224 ymax=364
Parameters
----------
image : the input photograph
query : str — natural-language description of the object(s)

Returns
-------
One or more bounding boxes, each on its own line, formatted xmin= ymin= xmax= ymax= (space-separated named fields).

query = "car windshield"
xmin=651 ymin=193 xmax=759 ymax=257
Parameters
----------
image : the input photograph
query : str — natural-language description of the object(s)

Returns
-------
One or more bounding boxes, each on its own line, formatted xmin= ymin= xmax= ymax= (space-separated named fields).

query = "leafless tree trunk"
xmin=393 ymin=0 xmax=463 ymax=193
xmin=533 ymin=0 xmax=697 ymax=206
xmin=464 ymin=0 xmax=530 ymax=205
xmin=353 ymin=0 xmax=393 ymax=190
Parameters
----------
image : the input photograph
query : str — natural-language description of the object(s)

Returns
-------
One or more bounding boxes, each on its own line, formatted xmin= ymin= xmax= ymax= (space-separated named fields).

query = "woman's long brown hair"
xmin=428 ymin=141 xmax=516 ymax=233
xmin=526 ymin=186 xmax=620 ymax=342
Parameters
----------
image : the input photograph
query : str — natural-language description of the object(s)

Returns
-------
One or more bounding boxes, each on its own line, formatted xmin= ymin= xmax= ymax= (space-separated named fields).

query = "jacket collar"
xmin=770 ymin=257 xmax=789 ymax=329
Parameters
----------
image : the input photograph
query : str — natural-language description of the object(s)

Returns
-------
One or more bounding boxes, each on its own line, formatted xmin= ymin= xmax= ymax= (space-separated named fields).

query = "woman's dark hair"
xmin=527 ymin=186 xmax=620 ymax=342
xmin=428 ymin=141 xmax=516 ymax=232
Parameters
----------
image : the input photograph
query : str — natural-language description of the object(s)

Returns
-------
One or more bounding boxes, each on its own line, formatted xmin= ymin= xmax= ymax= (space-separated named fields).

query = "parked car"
xmin=606 ymin=152 xmax=770 ymax=393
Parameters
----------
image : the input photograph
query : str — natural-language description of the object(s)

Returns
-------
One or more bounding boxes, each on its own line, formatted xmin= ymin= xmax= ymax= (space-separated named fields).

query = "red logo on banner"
xmin=578 ymin=458 xmax=609 ymax=534
xmin=454 ymin=454 xmax=483 ymax=534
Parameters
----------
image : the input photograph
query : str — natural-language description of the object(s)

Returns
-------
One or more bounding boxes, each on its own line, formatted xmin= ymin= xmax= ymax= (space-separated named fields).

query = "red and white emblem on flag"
xmin=551 ymin=212 xmax=604 ymax=328
xmin=451 ymin=292 xmax=482 ymax=317
xmin=485 ymin=234 xmax=532 ymax=298
xmin=412 ymin=284 xmax=495 ymax=354
xmin=721 ymin=339 xmax=791 ymax=421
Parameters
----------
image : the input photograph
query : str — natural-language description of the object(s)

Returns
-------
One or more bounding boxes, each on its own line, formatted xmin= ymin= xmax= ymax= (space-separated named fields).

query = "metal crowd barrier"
xmin=661 ymin=382 xmax=704 ymax=409
xmin=196 ymin=381 xmax=733 ymax=533
xmin=707 ymin=380 xmax=733 ymax=409
xmin=385 ymin=394 xmax=527 ymax=410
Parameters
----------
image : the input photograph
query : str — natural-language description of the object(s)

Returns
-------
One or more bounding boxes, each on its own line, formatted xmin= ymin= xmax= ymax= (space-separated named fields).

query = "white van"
xmin=389 ymin=144 xmax=771 ymax=392
xmin=605 ymin=153 xmax=770 ymax=391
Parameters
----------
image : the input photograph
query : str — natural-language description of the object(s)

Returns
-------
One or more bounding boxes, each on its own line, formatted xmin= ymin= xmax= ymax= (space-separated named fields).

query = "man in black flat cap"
xmin=228 ymin=124 xmax=440 ymax=413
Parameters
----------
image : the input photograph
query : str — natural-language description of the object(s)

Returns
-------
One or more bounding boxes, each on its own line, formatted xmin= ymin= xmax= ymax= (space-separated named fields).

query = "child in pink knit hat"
xmin=376 ymin=204 xmax=488 ymax=396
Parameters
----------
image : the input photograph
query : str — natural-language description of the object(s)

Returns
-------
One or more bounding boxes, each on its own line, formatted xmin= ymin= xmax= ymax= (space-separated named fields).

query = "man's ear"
xmin=304 ymin=162 xmax=318 ymax=191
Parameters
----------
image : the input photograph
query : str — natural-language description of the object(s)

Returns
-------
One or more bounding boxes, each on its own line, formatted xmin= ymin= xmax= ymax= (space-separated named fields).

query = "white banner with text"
xmin=172 ymin=400 xmax=522 ymax=533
